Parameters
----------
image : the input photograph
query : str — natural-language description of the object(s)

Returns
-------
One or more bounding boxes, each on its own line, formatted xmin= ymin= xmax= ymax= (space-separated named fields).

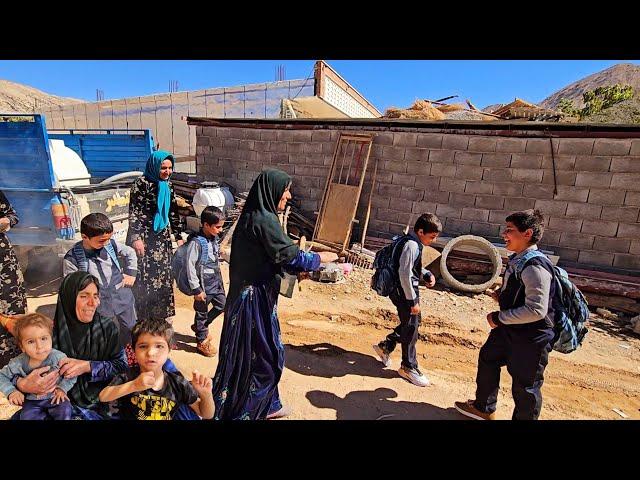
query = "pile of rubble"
xmin=383 ymin=97 xmax=568 ymax=122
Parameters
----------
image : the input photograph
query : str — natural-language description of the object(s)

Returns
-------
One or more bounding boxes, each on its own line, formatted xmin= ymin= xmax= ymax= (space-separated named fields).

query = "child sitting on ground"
xmin=0 ymin=314 xmax=77 ymax=420
xmin=99 ymin=319 xmax=214 ymax=420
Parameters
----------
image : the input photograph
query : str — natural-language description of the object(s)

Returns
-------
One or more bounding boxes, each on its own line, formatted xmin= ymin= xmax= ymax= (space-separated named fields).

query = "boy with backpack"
xmin=173 ymin=206 xmax=226 ymax=357
xmin=63 ymin=213 xmax=138 ymax=348
xmin=455 ymin=209 xmax=588 ymax=420
xmin=371 ymin=213 xmax=442 ymax=387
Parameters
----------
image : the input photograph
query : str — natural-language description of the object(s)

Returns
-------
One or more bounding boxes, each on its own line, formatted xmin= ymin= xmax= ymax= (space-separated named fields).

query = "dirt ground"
xmin=2 ymin=263 xmax=639 ymax=420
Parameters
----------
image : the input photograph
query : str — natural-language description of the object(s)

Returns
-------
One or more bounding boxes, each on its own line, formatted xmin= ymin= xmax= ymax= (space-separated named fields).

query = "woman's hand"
xmin=16 ymin=366 xmax=59 ymax=395
xmin=122 ymin=274 xmax=136 ymax=287
xmin=133 ymin=239 xmax=145 ymax=257
xmin=58 ymin=358 xmax=91 ymax=379
xmin=0 ymin=217 xmax=10 ymax=233
xmin=318 ymin=252 xmax=338 ymax=264
xmin=176 ymin=239 xmax=185 ymax=247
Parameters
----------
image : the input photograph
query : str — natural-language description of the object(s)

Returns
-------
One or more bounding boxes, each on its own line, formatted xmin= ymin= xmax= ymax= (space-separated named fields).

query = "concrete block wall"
xmin=195 ymin=124 xmax=640 ymax=272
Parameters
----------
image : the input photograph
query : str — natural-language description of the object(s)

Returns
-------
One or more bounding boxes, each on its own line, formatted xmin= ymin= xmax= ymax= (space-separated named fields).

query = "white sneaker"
xmin=398 ymin=366 xmax=430 ymax=387
xmin=373 ymin=345 xmax=391 ymax=367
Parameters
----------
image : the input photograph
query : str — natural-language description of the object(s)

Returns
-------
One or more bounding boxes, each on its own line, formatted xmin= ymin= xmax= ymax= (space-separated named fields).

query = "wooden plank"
xmin=446 ymin=257 xmax=494 ymax=275
xmin=563 ymin=266 xmax=640 ymax=285
xmin=316 ymin=183 xmax=360 ymax=245
xmin=311 ymin=132 xmax=343 ymax=244
xmin=312 ymin=132 xmax=373 ymax=251
xmin=583 ymin=292 xmax=640 ymax=315
xmin=344 ymin=137 xmax=372 ymax=249
xmin=570 ymin=275 xmax=640 ymax=300
xmin=360 ymin=158 xmax=378 ymax=248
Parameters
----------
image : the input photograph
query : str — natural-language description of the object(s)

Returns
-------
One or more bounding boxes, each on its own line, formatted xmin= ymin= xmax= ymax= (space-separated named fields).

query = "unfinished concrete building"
xmin=35 ymin=61 xmax=380 ymax=172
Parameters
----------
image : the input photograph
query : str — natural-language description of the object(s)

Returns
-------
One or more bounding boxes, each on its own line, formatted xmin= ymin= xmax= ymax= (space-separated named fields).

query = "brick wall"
xmin=194 ymin=124 xmax=640 ymax=272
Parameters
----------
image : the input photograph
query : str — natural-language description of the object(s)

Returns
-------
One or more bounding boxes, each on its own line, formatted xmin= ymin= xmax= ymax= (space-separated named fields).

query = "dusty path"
xmin=2 ymin=264 xmax=639 ymax=420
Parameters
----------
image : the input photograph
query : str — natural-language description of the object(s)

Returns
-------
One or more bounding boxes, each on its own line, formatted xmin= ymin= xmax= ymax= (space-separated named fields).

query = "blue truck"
xmin=0 ymin=113 xmax=155 ymax=273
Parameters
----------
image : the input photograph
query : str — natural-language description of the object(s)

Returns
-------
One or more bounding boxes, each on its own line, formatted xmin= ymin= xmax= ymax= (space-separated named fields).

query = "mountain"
xmin=0 ymin=79 xmax=83 ymax=113
xmin=539 ymin=63 xmax=640 ymax=110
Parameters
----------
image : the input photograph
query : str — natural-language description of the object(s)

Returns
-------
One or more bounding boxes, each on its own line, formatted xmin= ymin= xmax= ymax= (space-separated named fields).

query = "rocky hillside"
xmin=0 ymin=79 xmax=83 ymax=113
xmin=540 ymin=63 xmax=640 ymax=110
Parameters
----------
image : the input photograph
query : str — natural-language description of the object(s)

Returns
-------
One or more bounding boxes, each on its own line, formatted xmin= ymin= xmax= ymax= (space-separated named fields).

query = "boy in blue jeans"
xmin=186 ymin=206 xmax=226 ymax=357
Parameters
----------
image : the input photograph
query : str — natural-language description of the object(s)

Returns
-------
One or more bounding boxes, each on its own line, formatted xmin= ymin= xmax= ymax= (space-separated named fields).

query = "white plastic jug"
xmin=192 ymin=185 xmax=234 ymax=217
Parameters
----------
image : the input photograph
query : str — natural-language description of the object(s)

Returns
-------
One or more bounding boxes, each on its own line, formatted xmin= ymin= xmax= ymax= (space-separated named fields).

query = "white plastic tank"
xmin=192 ymin=183 xmax=234 ymax=217
xmin=48 ymin=139 xmax=91 ymax=187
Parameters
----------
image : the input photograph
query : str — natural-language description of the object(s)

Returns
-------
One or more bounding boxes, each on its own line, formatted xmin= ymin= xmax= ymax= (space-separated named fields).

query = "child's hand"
xmin=194 ymin=292 xmax=207 ymax=302
xmin=51 ymin=388 xmax=69 ymax=405
xmin=133 ymin=371 xmax=156 ymax=391
xmin=122 ymin=274 xmax=136 ymax=287
xmin=8 ymin=390 xmax=24 ymax=406
xmin=191 ymin=370 xmax=213 ymax=397
xmin=487 ymin=313 xmax=499 ymax=329
xmin=488 ymin=288 xmax=500 ymax=302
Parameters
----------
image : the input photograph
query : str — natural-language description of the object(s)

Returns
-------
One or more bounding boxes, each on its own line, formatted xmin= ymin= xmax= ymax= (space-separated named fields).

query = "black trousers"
xmin=379 ymin=288 xmax=420 ymax=370
xmin=474 ymin=324 xmax=554 ymax=420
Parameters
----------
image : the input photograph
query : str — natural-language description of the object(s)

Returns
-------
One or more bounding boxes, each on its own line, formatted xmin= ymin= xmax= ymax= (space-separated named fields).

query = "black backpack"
xmin=370 ymin=235 xmax=410 ymax=297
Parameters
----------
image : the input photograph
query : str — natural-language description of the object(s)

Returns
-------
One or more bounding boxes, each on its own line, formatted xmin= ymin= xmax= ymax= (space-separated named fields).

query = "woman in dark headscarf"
xmin=15 ymin=272 xmax=127 ymax=419
xmin=127 ymin=150 xmax=183 ymax=322
xmin=212 ymin=169 xmax=337 ymax=420
xmin=0 ymin=190 xmax=27 ymax=369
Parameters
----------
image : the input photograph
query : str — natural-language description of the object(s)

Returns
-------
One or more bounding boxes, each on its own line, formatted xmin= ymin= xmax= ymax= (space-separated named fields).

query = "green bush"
xmin=558 ymin=84 xmax=634 ymax=119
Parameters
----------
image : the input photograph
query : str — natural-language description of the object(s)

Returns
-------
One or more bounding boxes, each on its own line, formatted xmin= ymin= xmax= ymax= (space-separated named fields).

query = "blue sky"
xmin=1 ymin=60 xmax=638 ymax=111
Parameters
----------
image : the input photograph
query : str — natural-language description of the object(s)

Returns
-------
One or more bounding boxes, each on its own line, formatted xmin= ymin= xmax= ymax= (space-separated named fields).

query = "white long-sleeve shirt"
xmin=498 ymin=246 xmax=553 ymax=325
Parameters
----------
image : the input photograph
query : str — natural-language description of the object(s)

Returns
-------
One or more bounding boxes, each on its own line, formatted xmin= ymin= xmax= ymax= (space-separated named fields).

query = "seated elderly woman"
xmin=13 ymin=271 xmax=199 ymax=420
xmin=14 ymin=272 xmax=127 ymax=419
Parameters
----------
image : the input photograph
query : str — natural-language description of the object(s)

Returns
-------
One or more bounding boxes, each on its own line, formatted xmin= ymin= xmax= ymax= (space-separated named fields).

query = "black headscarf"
xmin=228 ymin=169 xmax=299 ymax=300
xmin=52 ymin=271 xmax=122 ymax=408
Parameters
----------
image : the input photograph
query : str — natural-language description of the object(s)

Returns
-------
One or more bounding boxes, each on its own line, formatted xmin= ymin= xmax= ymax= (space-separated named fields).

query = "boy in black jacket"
xmin=455 ymin=209 xmax=556 ymax=420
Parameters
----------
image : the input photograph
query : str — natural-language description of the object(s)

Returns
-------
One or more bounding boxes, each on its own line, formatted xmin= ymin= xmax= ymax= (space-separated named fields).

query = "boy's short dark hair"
xmin=80 ymin=213 xmax=113 ymax=238
xmin=14 ymin=313 xmax=53 ymax=345
xmin=201 ymin=206 xmax=223 ymax=226
xmin=132 ymin=319 xmax=174 ymax=348
xmin=414 ymin=213 xmax=443 ymax=234
xmin=505 ymin=209 xmax=545 ymax=244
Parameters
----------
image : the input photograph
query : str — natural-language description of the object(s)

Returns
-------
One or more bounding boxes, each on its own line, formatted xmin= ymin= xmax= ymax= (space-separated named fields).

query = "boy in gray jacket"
xmin=63 ymin=213 xmax=138 ymax=348
xmin=373 ymin=213 xmax=442 ymax=387
xmin=186 ymin=206 xmax=226 ymax=357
